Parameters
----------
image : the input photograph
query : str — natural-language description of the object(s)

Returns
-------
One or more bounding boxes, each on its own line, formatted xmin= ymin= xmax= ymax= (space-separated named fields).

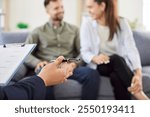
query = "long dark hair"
xmin=95 ymin=0 xmax=120 ymax=41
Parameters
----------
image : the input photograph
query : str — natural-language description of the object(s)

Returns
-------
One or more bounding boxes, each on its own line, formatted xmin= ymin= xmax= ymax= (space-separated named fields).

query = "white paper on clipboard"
xmin=0 ymin=44 xmax=36 ymax=86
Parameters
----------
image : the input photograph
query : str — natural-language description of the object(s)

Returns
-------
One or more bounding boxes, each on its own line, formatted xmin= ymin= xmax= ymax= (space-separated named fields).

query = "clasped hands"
xmin=92 ymin=54 xmax=110 ymax=65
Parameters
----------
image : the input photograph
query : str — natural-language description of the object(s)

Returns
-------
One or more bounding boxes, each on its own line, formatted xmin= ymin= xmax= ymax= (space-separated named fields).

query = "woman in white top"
xmin=80 ymin=0 xmax=148 ymax=100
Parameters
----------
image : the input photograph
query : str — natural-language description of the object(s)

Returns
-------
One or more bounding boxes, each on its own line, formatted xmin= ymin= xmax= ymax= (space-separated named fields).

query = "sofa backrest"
xmin=133 ymin=31 xmax=150 ymax=66
xmin=0 ymin=31 xmax=29 ymax=44
xmin=0 ymin=31 xmax=150 ymax=66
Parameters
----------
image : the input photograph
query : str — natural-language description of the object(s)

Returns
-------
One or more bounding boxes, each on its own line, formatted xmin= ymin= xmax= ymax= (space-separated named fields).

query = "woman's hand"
xmin=128 ymin=74 xmax=142 ymax=94
xmin=92 ymin=54 xmax=110 ymax=65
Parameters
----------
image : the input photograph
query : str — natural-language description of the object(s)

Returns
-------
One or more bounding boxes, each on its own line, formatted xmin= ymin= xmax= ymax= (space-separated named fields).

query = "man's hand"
xmin=92 ymin=54 xmax=110 ymax=65
xmin=38 ymin=56 xmax=74 ymax=86
xmin=35 ymin=61 xmax=49 ymax=72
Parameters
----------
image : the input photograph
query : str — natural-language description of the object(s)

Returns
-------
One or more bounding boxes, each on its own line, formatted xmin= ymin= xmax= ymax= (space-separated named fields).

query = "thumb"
xmin=131 ymin=76 xmax=136 ymax=85
xmin=54 ymin=56 xmax=65 ymax=66
xmin=128 ymin=87 xmax=131 ymax=92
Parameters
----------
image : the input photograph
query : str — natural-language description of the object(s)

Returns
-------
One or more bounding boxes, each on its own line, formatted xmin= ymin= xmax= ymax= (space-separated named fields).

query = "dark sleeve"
xmin=1 ymin=76 xmax=46 ymax=100
xmin=0 ymin=87 xmax=5 ymax=100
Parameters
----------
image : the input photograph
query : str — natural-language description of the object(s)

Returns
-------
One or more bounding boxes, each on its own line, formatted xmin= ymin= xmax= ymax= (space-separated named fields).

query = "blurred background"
xmin=0 ymin=0 xmax=150 ymax=32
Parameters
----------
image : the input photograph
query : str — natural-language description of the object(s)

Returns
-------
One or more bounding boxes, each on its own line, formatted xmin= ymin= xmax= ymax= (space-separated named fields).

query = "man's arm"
xmin=74 ymin=28 xmax=85 ymax=67
xmin=25 ymin=30 xmax=42 ymax=68
xmin=75 ymin=28 xmax=80 ymax=56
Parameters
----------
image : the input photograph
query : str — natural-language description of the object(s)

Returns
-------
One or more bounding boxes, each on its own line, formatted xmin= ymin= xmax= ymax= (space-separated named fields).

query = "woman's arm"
xmin=80 ymin=19 xmax=99 ymax=64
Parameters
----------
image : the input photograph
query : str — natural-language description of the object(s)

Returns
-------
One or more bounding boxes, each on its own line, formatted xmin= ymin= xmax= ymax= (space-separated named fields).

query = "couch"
xmin=0 ymin=31 xmax=150 ymax=99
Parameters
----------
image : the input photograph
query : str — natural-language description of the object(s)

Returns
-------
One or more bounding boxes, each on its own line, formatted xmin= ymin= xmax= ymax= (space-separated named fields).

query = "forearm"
xmin=25 ymin=55 xmax=41 ymax=68
xmin=25 ymin=31 xmax=41 ymax=68
xmin=3 ymin=76 xmax=46 ymax=100
xmin=134 ymin=68 xmax=142 ymax=77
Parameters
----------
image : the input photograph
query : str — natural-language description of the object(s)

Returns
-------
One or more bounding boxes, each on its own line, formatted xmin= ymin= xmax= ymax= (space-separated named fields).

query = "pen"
xmin=51 ymin=58 xmax=80 ymax=63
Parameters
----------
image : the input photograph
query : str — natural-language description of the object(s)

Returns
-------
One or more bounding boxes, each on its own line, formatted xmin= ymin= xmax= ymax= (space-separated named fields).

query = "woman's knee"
xmin=110 ymin=54 xmax=125 ymax=64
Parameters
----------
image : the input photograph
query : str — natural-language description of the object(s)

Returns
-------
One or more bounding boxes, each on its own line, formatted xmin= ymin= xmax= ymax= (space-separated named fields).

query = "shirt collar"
xmin=92 ymin=20 xmax=99 ymax=28
xmin=48 ymin=19 xmax=64 ymax=29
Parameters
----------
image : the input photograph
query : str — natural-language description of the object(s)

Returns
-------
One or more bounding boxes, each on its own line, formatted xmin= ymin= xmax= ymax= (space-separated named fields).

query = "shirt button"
xmin=57 ymin=34 xmax=60 ymax=38
xmin=57 ymin=44 xmax=61 ymax=47
xmin=56 ymin=34 xmax=60 ymax=40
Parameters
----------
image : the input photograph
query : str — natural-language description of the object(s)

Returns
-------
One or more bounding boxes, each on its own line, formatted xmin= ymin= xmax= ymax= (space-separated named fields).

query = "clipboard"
xmin=0 ymin=43 xmax=36 ymax=86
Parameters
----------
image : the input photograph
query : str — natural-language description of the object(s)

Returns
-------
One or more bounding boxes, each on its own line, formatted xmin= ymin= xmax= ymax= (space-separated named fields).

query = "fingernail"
xmin=131 ymin=83 xmax=134 ymax=87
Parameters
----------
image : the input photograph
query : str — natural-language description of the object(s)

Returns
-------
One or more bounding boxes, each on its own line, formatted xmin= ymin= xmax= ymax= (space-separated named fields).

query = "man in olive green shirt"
xmin=25 ymin=20 xmax=80 ymax=70
xmin=25 ymin=0 xmax=100 ymax=100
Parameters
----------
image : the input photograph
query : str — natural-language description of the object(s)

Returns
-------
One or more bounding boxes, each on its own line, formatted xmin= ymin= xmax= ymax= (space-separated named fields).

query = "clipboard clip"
xmin=3 ymin=43 xmax=25 ymax=48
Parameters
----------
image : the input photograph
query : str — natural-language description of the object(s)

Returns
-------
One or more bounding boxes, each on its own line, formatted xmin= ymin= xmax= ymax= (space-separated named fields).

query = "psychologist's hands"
xmin=38 ymin=56 xmax=74 ymax=86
